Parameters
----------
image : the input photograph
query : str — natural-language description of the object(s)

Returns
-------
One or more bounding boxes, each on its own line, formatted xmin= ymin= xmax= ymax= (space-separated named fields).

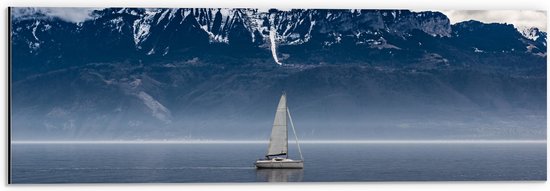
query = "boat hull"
xmin=255 ymin=159 xmax=304 ymax=169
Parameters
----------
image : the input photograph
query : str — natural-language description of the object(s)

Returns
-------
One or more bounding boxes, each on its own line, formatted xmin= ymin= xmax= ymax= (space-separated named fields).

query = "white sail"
xmin=266 ymin=93 xmax=288 ymax=156
xmin=255 ymin=92 xmax=304 ymax=169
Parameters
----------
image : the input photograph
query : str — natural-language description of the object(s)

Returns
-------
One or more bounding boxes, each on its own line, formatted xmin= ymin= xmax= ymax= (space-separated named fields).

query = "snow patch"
xmin=519 ymin=26 xmax=541 ymax=41
xmin=110 ymin=17 xmax=124 ymax=32
xmin=146 ymin=48 xmax=155 ymax=55
xmin=200 ymin=25 xmax=229 ymax=43
xmin=132 ymin=9 xmax=159 ymax=47
xmin=29 ymin=42 xmax=40 ymax=51
xmin=31 ymin=21 xmax=40 ymax=41
xmin=157 ymin=9 xmax=170 ymax=24
xmin=474 ymin=47 xmax=484 ymax=53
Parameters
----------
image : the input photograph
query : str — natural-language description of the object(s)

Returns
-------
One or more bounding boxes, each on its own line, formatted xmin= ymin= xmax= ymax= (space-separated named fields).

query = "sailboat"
xmin=255 ymin=92 xmax=304 ymax=169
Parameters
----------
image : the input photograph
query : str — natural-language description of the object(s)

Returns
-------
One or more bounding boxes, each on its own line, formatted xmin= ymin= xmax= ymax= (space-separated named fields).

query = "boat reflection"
xmin=255 ymin=169 xmax=304 ymax=182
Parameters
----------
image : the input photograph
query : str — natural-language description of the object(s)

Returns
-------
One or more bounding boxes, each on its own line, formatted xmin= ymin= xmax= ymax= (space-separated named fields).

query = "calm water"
xmin=10 ymin=143 xmax=547 ymax=183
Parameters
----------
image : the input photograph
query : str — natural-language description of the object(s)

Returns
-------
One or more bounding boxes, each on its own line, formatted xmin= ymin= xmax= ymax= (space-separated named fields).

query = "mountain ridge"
xmin=12 ymin=9 xmax=545 ymax=56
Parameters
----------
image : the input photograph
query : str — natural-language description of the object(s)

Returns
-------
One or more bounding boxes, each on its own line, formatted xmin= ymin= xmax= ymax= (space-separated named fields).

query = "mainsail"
xmin=266 ymin=93 xmax=288 ymax=156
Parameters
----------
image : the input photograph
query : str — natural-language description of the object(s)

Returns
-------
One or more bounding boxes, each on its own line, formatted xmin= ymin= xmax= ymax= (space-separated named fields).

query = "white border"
xmin=1 ymin=0 xmax=549 ymax=191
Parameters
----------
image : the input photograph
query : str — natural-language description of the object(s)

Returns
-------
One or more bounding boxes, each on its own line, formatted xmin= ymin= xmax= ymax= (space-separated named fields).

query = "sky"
xmin=438 ymin=10 xmax=547 ymax=31
xmin=10 ymin=7 xmax=98 ymax=23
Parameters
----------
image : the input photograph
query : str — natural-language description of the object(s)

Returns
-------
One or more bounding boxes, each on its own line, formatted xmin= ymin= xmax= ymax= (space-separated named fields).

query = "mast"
xmin=287 ymin=107 xmax=304 ymax=161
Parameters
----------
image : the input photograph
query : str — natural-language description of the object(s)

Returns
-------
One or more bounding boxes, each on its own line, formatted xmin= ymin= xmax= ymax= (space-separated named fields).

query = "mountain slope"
xmin=9 ymin=8 xmax=547 ymax=140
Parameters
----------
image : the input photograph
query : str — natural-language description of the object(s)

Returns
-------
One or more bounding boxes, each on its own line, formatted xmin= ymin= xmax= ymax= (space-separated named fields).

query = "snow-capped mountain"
xmin=520 ymin=26 xmax=545 ymax=41
xmin=519 ymin=26 xmax=547 ymax=54
xmin=11 ymin=8 xmax=545 ymax=71
xmin=106 ymin=8 xmax=453 ymax=54
xmin=9 ymin=8 xmax=547 ymax=141
xmin=10 ymin=8 xmax=453 ymax=55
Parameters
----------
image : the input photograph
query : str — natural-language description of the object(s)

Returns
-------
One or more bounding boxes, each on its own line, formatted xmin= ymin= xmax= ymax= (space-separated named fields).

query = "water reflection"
xmin=255 ymin=169 xmax=304 ymax=182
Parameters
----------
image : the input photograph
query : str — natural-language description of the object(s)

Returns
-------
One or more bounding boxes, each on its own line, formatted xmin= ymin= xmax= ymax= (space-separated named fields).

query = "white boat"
xmin=255 ymin=92 xmax=304 ymax=169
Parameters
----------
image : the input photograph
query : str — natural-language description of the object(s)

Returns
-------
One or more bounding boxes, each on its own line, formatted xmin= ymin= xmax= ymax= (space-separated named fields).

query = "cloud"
xmin=11 ymin=7 xmax=102 ymax=23
xmin=437 ymin=10 xmax=547 ymax=31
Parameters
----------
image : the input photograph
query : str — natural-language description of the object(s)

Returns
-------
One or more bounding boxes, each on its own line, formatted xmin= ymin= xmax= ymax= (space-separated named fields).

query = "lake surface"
xmin=10 ymin=143 xmax=547 ymax=183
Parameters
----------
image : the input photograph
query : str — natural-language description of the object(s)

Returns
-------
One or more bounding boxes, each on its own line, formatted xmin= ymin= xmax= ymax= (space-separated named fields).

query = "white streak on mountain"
xmin=136 ymin=91 xmax=172 ymax=124
xmin=269 ymin=28 xmax=282 ymax=65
